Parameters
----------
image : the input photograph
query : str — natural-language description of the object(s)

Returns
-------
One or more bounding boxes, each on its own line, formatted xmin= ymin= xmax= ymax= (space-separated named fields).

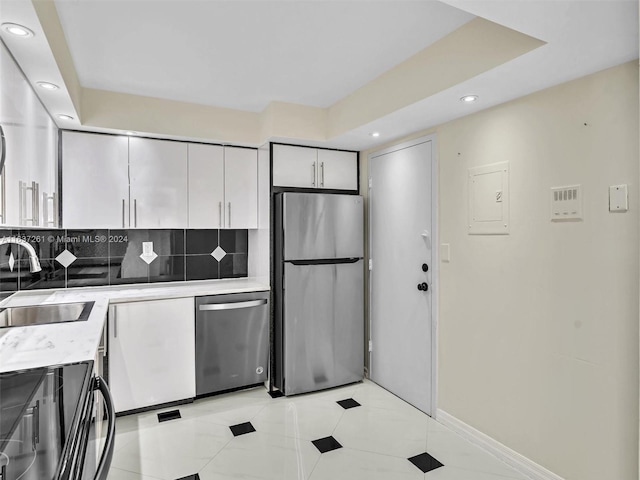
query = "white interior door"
xmin=369 ymin=137 xmax=435 ymax=415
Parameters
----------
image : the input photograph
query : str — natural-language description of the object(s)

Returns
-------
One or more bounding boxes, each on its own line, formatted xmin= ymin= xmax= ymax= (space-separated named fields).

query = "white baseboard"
xmin=435 ymin=409 xmax=565 ymax=480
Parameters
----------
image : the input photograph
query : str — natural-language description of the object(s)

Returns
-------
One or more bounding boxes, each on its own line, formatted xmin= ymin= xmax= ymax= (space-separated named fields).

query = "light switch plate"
xmin=441 ymin=243 xmax=450 ymax=262
xmin=609 ymin=184 xmax=628 ymax=212
xmin=142 ymin=241 xmax=153 ymax=255
xmin=551 ymin=185 xmax=582 ymax=221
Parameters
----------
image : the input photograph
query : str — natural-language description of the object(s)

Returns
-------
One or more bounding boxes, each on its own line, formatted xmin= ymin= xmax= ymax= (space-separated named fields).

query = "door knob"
xmin=417 ymin=282 xmax=428 ymax=291
xmin=422 ymin=263 xmax=429 ymax=272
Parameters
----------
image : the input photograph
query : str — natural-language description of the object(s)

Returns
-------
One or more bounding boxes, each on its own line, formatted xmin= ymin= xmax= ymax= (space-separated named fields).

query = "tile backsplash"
xmin=0 ymin=228 xmax=248 ymax=293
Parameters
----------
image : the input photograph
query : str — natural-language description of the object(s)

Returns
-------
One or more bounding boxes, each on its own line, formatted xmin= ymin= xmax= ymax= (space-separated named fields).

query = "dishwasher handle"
xmin=199 ymin=299 xmax=267 ymax=311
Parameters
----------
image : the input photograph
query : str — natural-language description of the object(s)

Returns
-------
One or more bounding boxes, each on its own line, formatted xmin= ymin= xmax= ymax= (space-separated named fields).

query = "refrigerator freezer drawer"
xmin=282 ymin=260 xmax=364 ymax=395
xmin=195 ymin=292 xmax=269 ymax=396
xmin=281 ymin=193 xmax=363 ymax=261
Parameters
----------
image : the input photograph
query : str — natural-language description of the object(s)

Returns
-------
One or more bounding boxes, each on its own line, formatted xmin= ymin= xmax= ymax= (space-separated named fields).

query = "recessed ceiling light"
xmin=57 ymin=114 xmax=74 ymax=121
xmin=460 ymin=95 xmax=479 ymax=103
xmin=369 ymin=132 xmax=380 ymax=138
xmin=2 ymin=23 xmax=34 ymax=38
xmin=36 ymin=81 xmax=59 ymax=90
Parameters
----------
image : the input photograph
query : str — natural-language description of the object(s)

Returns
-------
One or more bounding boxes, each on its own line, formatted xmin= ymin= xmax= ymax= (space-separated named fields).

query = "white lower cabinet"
xmin=108 ymin=298 xmax=195 ymax=413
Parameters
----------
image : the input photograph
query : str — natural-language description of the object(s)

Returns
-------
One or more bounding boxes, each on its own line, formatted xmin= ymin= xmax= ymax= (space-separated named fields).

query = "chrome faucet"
xmin=0 ymin=236 xmax=42 ymax=273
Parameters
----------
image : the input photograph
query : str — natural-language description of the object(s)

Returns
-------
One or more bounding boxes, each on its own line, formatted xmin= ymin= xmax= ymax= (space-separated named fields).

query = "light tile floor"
xmin=106 ymin=380 xmax=528 ymax=480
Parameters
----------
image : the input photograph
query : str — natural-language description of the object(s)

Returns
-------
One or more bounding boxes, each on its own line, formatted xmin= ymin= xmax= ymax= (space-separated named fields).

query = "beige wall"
xmin=361 ymin=61 xmax=639 ymax=480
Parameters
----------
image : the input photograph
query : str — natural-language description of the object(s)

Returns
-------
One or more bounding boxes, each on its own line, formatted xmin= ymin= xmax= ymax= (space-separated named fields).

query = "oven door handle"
xmin=93 ymin=376 xmax=116 ymax=480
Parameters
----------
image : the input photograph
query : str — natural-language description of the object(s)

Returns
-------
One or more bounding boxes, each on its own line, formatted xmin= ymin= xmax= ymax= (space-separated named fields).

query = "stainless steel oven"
xmin=0 ymin=361 xmax=115 ymax=480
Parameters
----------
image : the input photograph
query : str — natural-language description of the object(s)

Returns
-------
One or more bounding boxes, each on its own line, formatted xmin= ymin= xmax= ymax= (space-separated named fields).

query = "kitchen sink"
xmin=0 ymin=301 xmax=94 ymax=328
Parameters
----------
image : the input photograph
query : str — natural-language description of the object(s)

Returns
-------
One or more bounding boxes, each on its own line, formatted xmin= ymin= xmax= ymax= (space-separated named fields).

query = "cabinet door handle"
xmin=25 ymin=400 xmax=39 ymax=451
xmin=219 ymin=201 xmax=222 ymax=228
xmin=320 ymin=162 xmax=325 ymax=187
xmin=122 ymin=199 xmax=126 ymax=228
xmin=42 ymin=192 xmax=48 ymax=225
xmin=112 ymin=306 xmax=117 ymax=338
xmin=101 ymin=318 xmax=108 ymax=356
xmin=0 ymin=167 xmax=6 ymax=224
xmin=33 ymin=182 xmax=39 ymax=226
xmin=0 ymin=126 xmax=4 ymax=224
xmin=0 ymin=125 xmax=5 ymax=174
xmin=134 ymin=199 xmax=138 ymax=228
xmin=312 ymin=162 xmax=316 ymax=187
xmin=19 ymin=181 xmax=38 ymax=225
xmin=53 ymin=192 xmax=58 ymax=227
xmin=228 ymin=202 xmax=231 ymax=228
xmin=19 ymin=181 xmax=24 ymax=225
xmin=43 ymin=191 xmax=57 ymax=226
xmin=31 ymin=183 xmax=34 ymax=225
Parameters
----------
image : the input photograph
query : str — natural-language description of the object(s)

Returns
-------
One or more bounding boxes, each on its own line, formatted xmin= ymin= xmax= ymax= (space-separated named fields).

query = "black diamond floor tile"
xmin=408 ymin=452 xmax=444 ymax=473
xmin=175 ymin=474 xmax=200 ymax=480
xmin=230 ymin=421 xmax=256 ymax=436
xmin=268 ymin=389 xmax=284 ymax=398
xmin=157 ymin=409 xmax=181 ymax=423
xmin=337 ymin=398 xmax=361 ymax=409
xmin=312 ymin=435 xmax=343 ymax=453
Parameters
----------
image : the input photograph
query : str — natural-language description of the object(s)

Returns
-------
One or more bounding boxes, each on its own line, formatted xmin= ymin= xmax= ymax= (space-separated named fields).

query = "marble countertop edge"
xmin=0 ymin=277 xmax=270 ymax=374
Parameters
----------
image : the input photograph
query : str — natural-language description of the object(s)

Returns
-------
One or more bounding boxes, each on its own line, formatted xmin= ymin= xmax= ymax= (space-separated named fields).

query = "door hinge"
xmin=368 ymin=340 xmax=373 ymax=352
xmin=368 ymin=178 xmax=373 ymax=189
xmin=368 ymin=259 xmax=373 ymax=271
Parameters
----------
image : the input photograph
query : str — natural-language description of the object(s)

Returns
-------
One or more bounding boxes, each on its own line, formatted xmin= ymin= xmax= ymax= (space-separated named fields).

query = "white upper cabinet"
xmin=62 ymin=131 xmax=257 ymax=230
xmin=62 ymin=132 xmax=129 ymax=229
xmin=129 ymin=137 xmax=188 ymax=228
xmin=317 ymin=149 xmax=358 ymax=191
xmin=224 ymin=146 xmax=258 ymax=229
xmin=188 ymin=143 xmax=224 ymax=228
xmin=272 ymin=144 xmax=318 ymax=188
xmin=187 ymin=144 xmax=257 ymax=229
xmin=0 ymin=42 xmax=58 ymax=227
xmin=272 ymin=144 xmax=358 ymax=191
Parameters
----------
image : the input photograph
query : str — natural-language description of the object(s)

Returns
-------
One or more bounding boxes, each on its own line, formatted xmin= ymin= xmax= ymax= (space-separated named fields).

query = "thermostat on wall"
xmin=551 ymin=185 xmax=582 ymax=221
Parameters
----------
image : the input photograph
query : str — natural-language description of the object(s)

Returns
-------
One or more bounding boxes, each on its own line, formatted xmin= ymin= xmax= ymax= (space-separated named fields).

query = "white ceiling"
xmin=328 ymin=0 xmax=639 ymax=150
xmin=54 ymin=0 xmax=475 ymax=112
xmin=1 ymin=0 xmax=637 ymax=150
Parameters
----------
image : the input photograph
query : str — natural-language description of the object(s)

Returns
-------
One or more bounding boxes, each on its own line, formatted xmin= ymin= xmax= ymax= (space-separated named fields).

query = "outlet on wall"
xmin=142 ymin=242 xmax=154 ymax=255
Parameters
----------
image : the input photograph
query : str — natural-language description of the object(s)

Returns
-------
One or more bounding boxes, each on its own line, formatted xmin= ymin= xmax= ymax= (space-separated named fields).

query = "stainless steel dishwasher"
xmin=195 ymin=291 xmax=269 ymax=396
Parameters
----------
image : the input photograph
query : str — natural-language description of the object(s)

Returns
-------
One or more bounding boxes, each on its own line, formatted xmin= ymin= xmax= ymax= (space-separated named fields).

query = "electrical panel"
xmin=468 ymin=162 xmax=509 ymax=235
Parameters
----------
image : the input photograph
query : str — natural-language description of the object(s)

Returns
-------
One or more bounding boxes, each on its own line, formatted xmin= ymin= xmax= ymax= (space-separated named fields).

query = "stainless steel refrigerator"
xmin=274 ymin=192 xmax=364 ymax=396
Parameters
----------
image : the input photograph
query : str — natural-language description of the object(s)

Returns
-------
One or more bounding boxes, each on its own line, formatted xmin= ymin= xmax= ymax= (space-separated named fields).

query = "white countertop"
xmin=0 ymin=278 xmax=270 ymax=373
